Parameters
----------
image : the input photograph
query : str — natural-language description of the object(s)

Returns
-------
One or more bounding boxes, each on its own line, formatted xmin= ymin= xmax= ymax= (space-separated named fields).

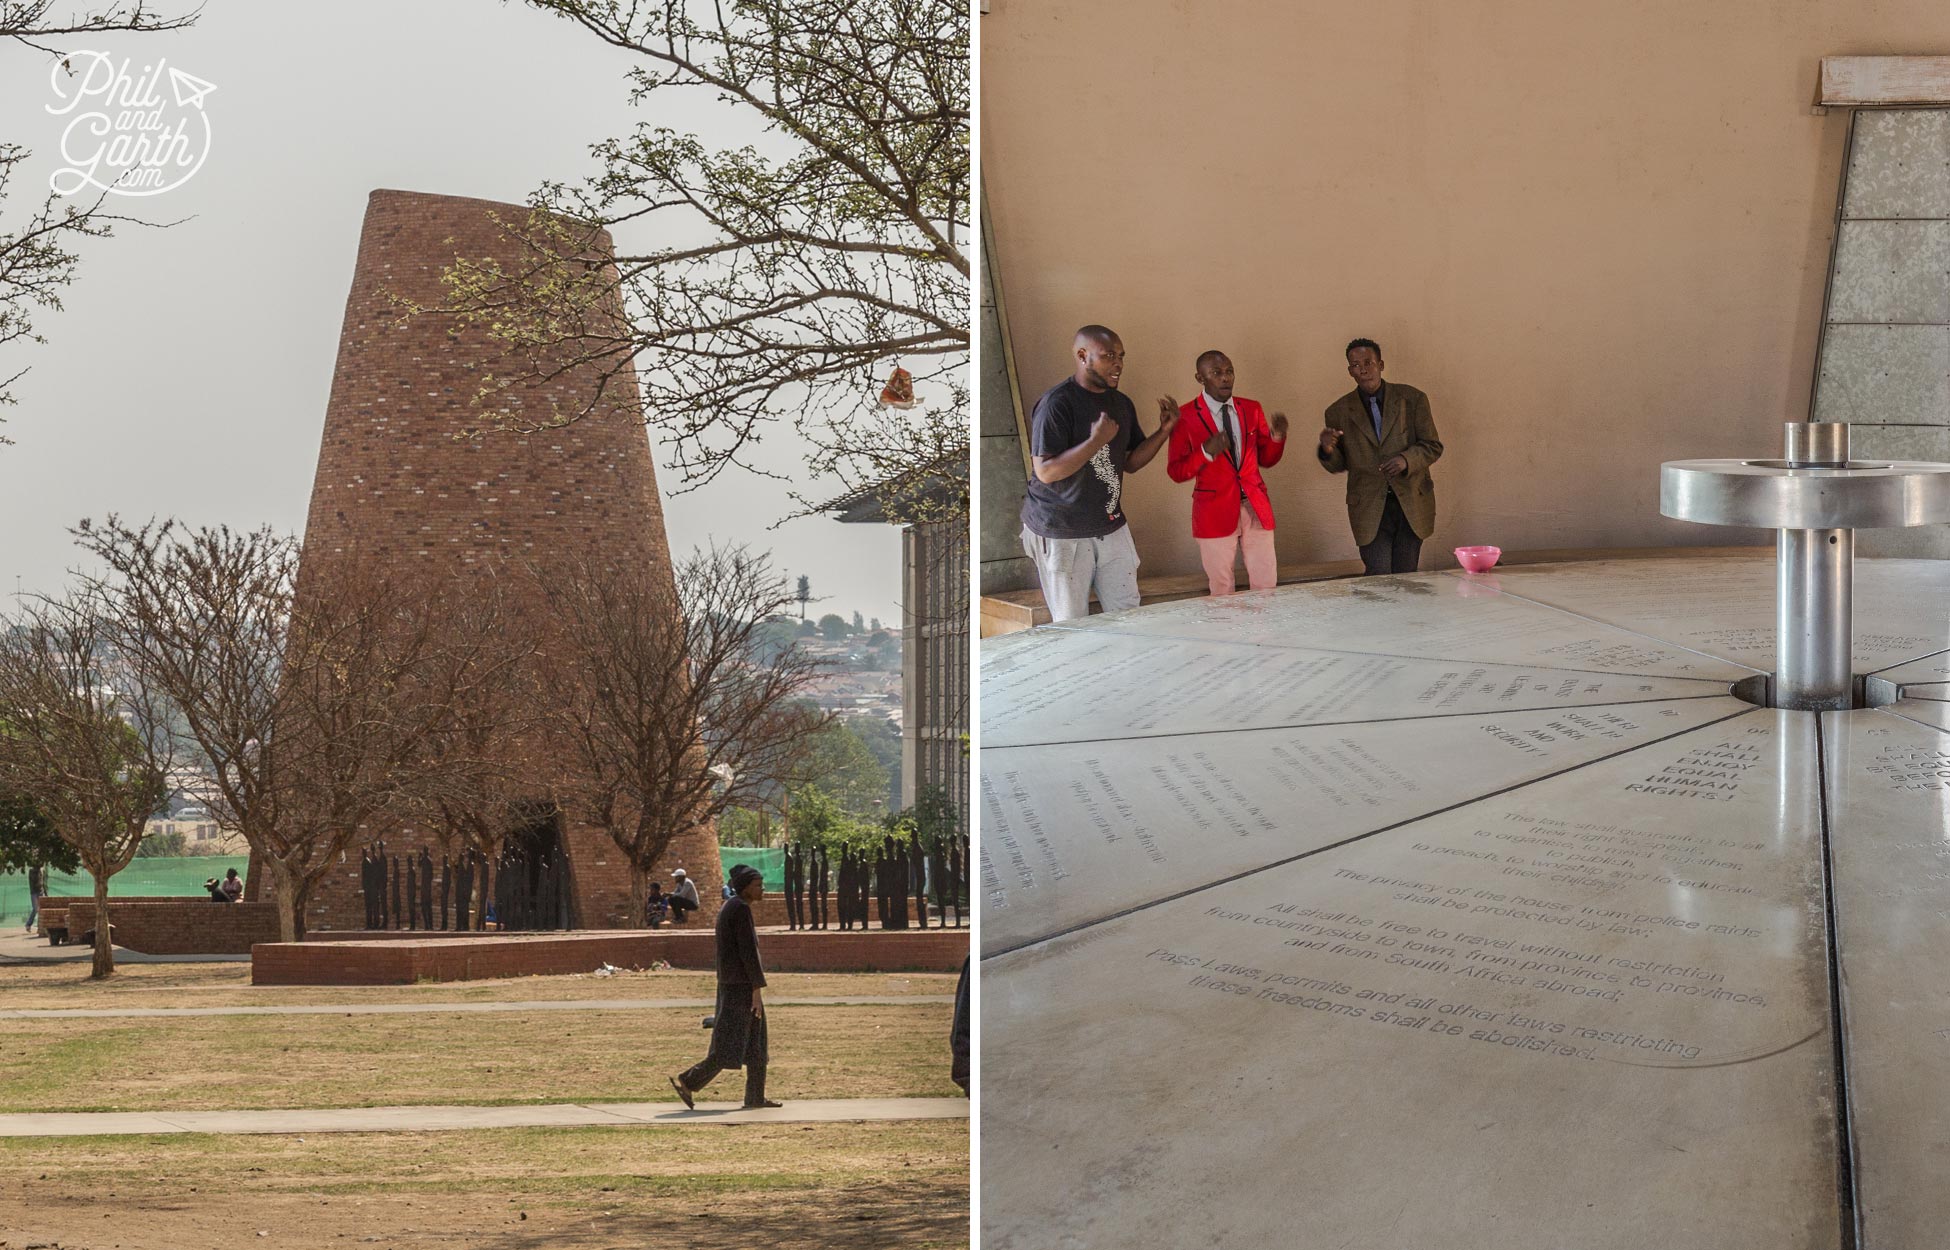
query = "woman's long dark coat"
xmin=706 ymin=894 xmax=769 ymax=1068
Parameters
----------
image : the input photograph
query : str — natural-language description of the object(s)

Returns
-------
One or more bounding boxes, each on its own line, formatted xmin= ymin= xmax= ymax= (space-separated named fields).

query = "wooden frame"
xmin=1820 ymin=56 xmax=1950 ymax=106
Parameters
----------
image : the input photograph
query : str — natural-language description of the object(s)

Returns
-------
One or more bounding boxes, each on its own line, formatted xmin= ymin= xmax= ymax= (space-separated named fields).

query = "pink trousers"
xmin=1196 ymin=508 xmax=1277 ymax=595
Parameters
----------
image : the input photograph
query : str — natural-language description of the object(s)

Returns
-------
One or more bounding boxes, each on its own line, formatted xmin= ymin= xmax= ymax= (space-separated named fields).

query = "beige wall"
xmin=981 ymin=1 xmax=1950 ymax=578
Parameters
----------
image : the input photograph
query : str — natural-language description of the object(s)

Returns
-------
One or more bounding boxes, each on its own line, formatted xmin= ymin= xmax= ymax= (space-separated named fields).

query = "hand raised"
xmin=1156 ymin=396 xmax=1181 ymax=436
xmin=1318 ymin=426 xmax=1343 ymax=454
xmin=1269 ymin=412 xmax=1289 ymax=441
xmin=1203 ymin=427 xmax=1227 ymax=458
xmin=1089 ymin=413 xmax=1118 ymax=447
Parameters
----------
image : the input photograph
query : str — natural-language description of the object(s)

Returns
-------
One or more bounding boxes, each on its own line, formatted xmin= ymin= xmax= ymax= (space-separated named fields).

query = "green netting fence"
xmin=717 ymin=847 xmax=783 ymax=887
xmin=0 ymin=856 xmax=251 ymax=925
xmin=1 ymin=848 xmax=785 ymax=924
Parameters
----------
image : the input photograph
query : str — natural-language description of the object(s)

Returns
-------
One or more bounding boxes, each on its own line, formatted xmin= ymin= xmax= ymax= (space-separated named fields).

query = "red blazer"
xmin=1167 ymin=395 xmax=1286 ymax=538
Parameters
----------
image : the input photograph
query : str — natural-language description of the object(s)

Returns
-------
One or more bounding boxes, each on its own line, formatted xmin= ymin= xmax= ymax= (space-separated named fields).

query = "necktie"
xmin=1221 ymin=402 xmax=1237 ymax=467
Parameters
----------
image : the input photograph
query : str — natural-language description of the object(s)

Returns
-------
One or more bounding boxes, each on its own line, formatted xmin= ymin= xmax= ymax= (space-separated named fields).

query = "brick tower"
xmin=296 ymin=188 xmax=721 ymax=930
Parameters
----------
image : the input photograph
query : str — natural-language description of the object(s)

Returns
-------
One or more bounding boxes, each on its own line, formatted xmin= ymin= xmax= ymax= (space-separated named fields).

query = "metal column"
xmin=1776 ymin=423 xmax=1852 ymax=711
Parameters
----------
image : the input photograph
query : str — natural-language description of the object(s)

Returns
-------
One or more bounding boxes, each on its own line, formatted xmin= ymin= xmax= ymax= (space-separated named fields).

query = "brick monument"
xmin=294 ymin=188 xmax=721 ymax=931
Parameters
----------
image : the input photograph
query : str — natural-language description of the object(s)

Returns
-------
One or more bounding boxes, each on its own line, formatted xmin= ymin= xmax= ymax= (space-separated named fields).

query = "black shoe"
xmin=742 ymin=1099 xmax=783 ymax=1109
xmin=668 ymin=1076 xmax=695 ymax=1110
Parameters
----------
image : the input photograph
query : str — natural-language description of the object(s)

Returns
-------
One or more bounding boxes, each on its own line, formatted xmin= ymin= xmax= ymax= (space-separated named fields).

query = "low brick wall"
xmin=41 ymin=895 xmax=182 ymax=943
xmin=66 ymin=899 xmax=281 ymax=955
xmin=36 ymin=898 xmax=69 ymax=941
xmin=253 ymin=928 xmax=970 ymax=985
xmin=302 ymin=928 xmax=513 ymax=942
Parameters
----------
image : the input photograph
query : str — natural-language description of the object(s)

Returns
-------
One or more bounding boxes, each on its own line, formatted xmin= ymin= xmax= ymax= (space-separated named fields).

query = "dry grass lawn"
xmin=0 ymin=1120 xmax=969 ymax=1249
xmin=0 ymin=964 xmax=970 ymax=1246
xmin=0 ymin=999 xmax=956 ymax=1112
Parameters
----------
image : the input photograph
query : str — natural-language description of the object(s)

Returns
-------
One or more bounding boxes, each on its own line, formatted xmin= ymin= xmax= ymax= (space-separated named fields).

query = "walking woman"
xmin=669 ymin=864 xmax=781 ymax=1109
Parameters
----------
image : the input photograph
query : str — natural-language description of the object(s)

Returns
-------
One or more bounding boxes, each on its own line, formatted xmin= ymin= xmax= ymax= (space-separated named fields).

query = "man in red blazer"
xmin=1166 ymin=350 xmax=1290 ymax=595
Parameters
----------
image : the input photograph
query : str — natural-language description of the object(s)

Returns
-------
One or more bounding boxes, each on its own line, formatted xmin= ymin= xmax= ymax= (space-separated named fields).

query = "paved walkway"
xmin=0 ymin=994 xmax=953 ymax=1020
xmin=0 ymin=929 xmax=243 ymax=964
xmin=0 ymin=1097 xmax=969 ymax=1137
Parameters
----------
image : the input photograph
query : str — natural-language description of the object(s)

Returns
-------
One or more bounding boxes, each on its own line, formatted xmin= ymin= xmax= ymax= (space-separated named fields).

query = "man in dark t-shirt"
xmin=1020 ymin=325 xmax=1175 ymax=621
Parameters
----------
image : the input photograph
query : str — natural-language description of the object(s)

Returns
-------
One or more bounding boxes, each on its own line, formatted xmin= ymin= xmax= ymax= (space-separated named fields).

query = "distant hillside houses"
xmin=791 ymin=622 xmax=903 ymax=724
xmin=142 ymin=773 xmax=246 ymax=855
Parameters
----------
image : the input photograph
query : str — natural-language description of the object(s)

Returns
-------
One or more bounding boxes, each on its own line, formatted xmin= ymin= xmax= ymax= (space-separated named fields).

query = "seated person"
xmin=669 ymin=869 xmax=701 ymax=923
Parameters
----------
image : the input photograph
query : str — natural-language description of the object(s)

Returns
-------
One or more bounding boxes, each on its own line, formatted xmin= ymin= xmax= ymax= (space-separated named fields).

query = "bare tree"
xmin=81 ymin=519 xmax=566 ymax=937
xmin=539 ymin=544 xmax=831 ymax=919
xmin=255 ymin=558 xmax=457 ymax=939
xmin=76 ymin=517 xmax=470 ymax=940
xmin=1 ymin=3 xmax=198 ymax=420
xmin=394 ymin=565 xmax=543 ymax=918
xmin=75 ymin=515 xmax=294 ymax=894
xmin=0 ymin=586 xmax=176 ymax=977
xmin=1 ymin=2 xmax=194 ymax=50
xmin=433 ymin=0 xmax=969 ymax=521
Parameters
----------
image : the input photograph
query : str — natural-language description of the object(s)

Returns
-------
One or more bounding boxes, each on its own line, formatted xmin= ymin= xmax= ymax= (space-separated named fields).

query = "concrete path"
xmin=0 ymin=1097 xmax=970 ymax=1137
xmin=0 ymin=929 xmax=244 ymax=964
xmin=0 ymin=995 xmax=953 ymax=1020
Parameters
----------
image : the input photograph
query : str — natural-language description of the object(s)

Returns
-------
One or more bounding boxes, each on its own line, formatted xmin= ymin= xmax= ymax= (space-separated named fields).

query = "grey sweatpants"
xmin=1021 ymin=524 xmax=1141 ymax=623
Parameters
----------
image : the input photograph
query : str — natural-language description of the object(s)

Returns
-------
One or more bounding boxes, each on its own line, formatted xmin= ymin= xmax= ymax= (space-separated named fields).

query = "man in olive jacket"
xmin=669 ymin=864 xmax=781 ymax=1109
xmin=1317 ymin=338 xmax=1443 ymax=574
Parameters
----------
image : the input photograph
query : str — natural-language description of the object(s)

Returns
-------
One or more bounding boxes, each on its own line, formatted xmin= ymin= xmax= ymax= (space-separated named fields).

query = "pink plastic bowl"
xmin=1455 ymin=545 xmax=1501 ymax=573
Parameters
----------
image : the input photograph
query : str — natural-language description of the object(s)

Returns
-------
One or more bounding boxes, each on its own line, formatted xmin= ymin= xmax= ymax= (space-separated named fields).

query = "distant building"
xmin=144 ymin=777 xmax=247 ymax=853
xmin=143 ymin=813 xmax=246 ymax=855
xmin=821 ymin=456 xmax=969 ymax=831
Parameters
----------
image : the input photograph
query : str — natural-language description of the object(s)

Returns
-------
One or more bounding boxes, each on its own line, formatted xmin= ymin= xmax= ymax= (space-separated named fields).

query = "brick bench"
xmin=980 ymin=545 xmax=1769 ymax=636
xmin=38 ymin=895 xmax=184 ymax=946
xmin=36 ymin=897 xmax=71 ymax=944
xmin=64 ymin=899 xmax=280 ymax=955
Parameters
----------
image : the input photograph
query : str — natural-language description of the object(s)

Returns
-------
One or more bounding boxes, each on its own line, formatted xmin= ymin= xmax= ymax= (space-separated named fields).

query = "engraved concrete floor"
xmin=980 ymin=557 xmax=1950 ymax=1250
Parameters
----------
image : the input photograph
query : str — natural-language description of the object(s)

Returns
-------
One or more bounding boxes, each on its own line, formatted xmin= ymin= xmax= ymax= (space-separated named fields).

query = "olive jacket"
xmin=1316 ymin=382 xmax=1443 ymax=545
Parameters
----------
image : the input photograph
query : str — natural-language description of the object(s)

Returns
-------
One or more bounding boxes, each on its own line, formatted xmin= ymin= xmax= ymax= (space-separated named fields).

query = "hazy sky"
xmin=0 ymin=1 xmax=906 ymax=625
